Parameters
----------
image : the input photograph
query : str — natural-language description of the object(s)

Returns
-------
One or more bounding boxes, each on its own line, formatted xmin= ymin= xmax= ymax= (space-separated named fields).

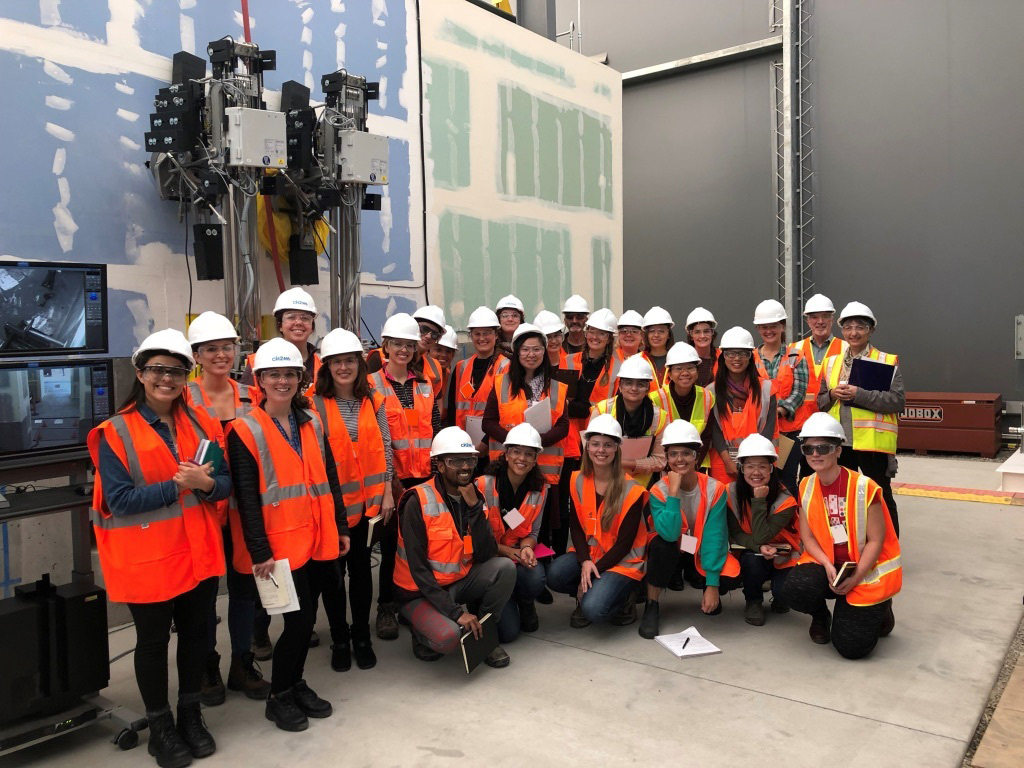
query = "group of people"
xmin=89 ymin=287 xmax=904 ymax=767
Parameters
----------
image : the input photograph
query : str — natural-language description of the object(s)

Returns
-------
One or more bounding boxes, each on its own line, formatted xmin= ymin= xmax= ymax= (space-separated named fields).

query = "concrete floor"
xmin=896 ymin=453 xmax=1004 ymax=491
xmin=6 ymin=479 xmax=1024 ymax=767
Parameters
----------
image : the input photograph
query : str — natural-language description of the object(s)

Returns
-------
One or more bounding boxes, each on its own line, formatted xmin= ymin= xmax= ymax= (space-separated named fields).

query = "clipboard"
xmin=465 ymin=415 xmax=485 ymax=446
xmin=524 ymin=399 xmax=552 ymax=433
xmin=848 ymin=358 xmax=894 ymax=392
xmin=620 ymin=435 xmax=654 ymax=462
xmin=776 ymin=434 xmax=794 ymax=467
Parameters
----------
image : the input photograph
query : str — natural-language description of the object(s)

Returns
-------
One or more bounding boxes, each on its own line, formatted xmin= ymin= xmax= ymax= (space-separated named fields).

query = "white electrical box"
xmin=224 ymin=107 xmax=288 ymax=168
xmin=338 ymin=130 xmax=389 ymax=184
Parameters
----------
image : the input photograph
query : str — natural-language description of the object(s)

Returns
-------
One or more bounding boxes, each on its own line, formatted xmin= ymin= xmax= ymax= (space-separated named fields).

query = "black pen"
xmin=682 ymin=637 xmax=690 ymax=649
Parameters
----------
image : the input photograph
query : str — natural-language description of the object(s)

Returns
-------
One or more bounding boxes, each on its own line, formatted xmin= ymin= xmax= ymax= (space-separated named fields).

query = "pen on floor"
xmin=682 ymin=637 xmax=690 ymax=649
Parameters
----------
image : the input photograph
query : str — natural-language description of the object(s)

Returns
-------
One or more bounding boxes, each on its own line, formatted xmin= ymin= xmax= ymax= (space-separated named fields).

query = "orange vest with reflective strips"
xmin=312 ymin=393 xmax=388 ymax=529
xmin=475 ymin=474 xmax=548 ymax=547
xmin=650 ymin=384 xmax=714 ymax=469
xmin=368 ymin=370 xmax=434 ymax=479
xmin=754 ymin=347 xmax=800 ymax=402
xmin=489 ymin=374 xmax=567 ymax=484
xmin=591 ymin=397 xmax=669 ymax=488
xmin=421 ymin=353 xmax=445 ymax=399
xmin=782 ymin=336 xmax=846 ymax=431
xmin=88 ymin=407 xmax=226 ymax=603
xmin=566 ymin=352 xmax=620 ymax=456
xmin=649 ymin=473 xmax=740 ymax=578
xmin=394 ymin=480 xmax=473 ymax=590
xmin=725 ymin=484 xmax=802 ymax=568
xmin=226 ymin=407 xmax=338 ymax=572
xmin=569 ymin=472 xmax=648 ymax=580
xmin=710 ymin=379 xmax=776 ymax=482
xmin=797 ymin=469 xmax=902 ymax=606
xmin=453 ymin=353 xmax=508 ymax=430
xmin=823 ymin=347 xmax=900 ymax=454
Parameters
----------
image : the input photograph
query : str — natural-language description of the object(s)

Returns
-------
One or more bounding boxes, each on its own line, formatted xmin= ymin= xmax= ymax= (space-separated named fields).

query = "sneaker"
xmin=147 ymin=711 xmax=192 ymax=768
xmin=570 ymin=603 xmax=591 ymax=629
xmin=175 ymin=703 xmax=215 ymax=759
xmin=292 ymin=680 xmax=332 ymax=718
xmin=330 ymin=641 xmax=351 ymax=672
xmin=265 ymin=690 xmax=308 ymax=732
xmin=744 ymin=600 xmax=766 ymax=627
xmin=879 ymin=603 xmax=895 ymax=637
xmin=308 ymin=629 xmax=320 ymax=648
xmin=535 ymin=587 xmax=554 ymax=605
xmin=251 ymin=634 xmax=273 ymax=662
xmin=484 ymin=645 xmax=510 ymax=668
xmin=770 ymin=598 xmax=790 ymax=614
xmin=411 ymin=633 xmax=442 ymax=661
xmin=517 ymin=598 xmax=539 ymax=633
xmin=200 ymin=651 xmax=225 ymax=707
xmin=227 ymin=652 xmax=271 ymax=700
xmin=809 ymin=608 xmax=832 ymax=644
xmin=610 ymin=596 xmax=637 ymax=626
xmin=638 ymin=600 xmax=660 ymax=639
xmin=353 ymin=639 xmax=377 ymax=670
xmin=376 ymin=603 xmax=400 ymax=641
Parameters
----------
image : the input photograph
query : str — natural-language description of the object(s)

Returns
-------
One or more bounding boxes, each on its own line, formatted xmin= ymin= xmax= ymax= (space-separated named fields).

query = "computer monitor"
xmin=0 ymin=261 xmax=107 ymax=357
xmin=0 ymin=360 xmax=114 ymax=461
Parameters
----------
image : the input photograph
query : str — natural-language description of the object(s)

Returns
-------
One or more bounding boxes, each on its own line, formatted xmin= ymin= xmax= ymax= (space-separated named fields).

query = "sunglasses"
xmin=418 ymin=325 xmax=442 ymax=340
xmin=800 ymin=443 xmax=838 ymax=456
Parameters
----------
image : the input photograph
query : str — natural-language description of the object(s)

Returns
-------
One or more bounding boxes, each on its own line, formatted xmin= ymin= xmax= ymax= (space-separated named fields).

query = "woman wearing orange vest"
xmin=184 ymin=312 xmax=269 ymax=707
xmin=650 ymin=342 xmax=715 ymax=468
xmin=368 ymin=312 xmax=441 ymax=641
xmin=783 ymin=413 xmax=901 ymax=659
xmin=448 ymin=307 xmax=508 ymax=462
xmin=709 ymin=327 xmax=778 ymax=484
xmin=366 ymin=305 xmax=446 ymax=399
xmin=818 ymin=301 xmax=905 ymax=536
xmin=228 ymin=338 xmax=350 ymax=732
xmin=90 ymin=329 xmax=231 ymax=766
xmin=534 ymin=309 xmax=569 ymax=369
xmin=475 ymin=424 xmax=549 ymax=642
xmin=641 ymin=306 xmax=675 ymax=385
xmin=241 ymin=287 xmax=322 ymax=392
xmin=638 ymin=419 xmax=741 ymax=639
xmin=310 ymin=328 xmax=395 ymax=674
xmin=725 ymin=434 xmax=802 ymax=627
xmin=684 ymin=307 xmax=718 ymax=387
xmin=547 ymin=414 xmax=649 ymax=628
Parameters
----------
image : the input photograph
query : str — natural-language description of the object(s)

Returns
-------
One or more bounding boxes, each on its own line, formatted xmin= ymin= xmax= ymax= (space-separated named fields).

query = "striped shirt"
xmin=333 ymin=397 xmax=394 ymax=482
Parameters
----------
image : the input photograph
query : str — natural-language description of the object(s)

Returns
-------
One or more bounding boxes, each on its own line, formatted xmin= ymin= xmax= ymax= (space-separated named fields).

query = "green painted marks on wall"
xmin=498 ymin=84 xmax=612 ymax=214
xmin=592 ymin=236 xmax=612 ymax=310
xmin=425 ymin=58 xmax=471 ymax=188
xmin=440 ymin=19 xmax=478 ymax=49
xmin=593 ymin=82 xmax=613 ymax=99
xmin=438 ymin=20 xmax=575 ymax=87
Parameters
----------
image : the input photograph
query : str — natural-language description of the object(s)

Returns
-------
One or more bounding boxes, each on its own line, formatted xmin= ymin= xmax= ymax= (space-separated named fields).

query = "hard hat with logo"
xmin=504 ymin=423 xmax=543 ymax=450
xmin=719 ymin=326 xmax=756 ymax=350
xmin=132 ymin=328 xmax=195 ymax=368
xmin=562 ymin=294 xmax=590 ymax=314
xmin=586 ymin=308 xmax=618 ymax=333
xmin=665 ymin=341 xmax=701 ymax=367
xmin=685 ymin=307 xmax=717 ymax=329
xmin=753 ymin=299 xmax=788 ymax=325
xmin=661 ymin=419 xmax=702 ymax=447
xmin=320 ymin=328 xmax=363 ymax=359
xmin=439 ymin=325 xmax=459 ymax=350
xmin=187 ymin=311 xmax=238 ymax=346
xmin=467 ymin=306 xmax=500 ymax=329
xmin=273 ymin=287 xmax=317 ymax=316
xmin=252 ymin=337 xmax=304 ymax=374
xmin=838 ymin=301 xmax=876 ymax=326
xmin=618 ymin=353 xmax=655 ymax=381
xmin=430 ymin=426 xmax=478 ymax=457
xmin=496 ymin=295 xmax=525 ymax=314
xmin=413 ymin=304 xmax=446 ymax=329
xmin=799 ymin=412 xmax=847 ymax=442
xmin=617 ymin=310 xmax=644 ymax=329
xmin=803 ymin=293 xmax=836 ymax=314
xmin=512 ymin=323 xmax=544 ymax=344
xmin=533 ymin=310 xmax=564 ymax=336
xmin=582 ymin=413 xmax=623 ymax=441
xmin=381 ymin=313 xmax=421 ymax=342
xmin=736 ymin=434 xmax=778 ymax=461
xmin=642 ymin=306 xmax=674 ymax=329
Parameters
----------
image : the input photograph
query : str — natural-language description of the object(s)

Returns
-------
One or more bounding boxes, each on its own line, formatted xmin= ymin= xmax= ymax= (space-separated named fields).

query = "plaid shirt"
xmin=761 ymin=346 xmax=809 ymax=417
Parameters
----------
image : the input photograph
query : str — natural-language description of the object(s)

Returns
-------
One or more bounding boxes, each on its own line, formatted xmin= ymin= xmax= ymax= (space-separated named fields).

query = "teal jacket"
xmin=650 ymin=487 xmax=729 ymax=587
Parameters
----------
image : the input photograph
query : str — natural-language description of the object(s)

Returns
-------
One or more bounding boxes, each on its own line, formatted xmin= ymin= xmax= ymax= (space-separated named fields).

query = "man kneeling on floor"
xmin=394 ymin=427 xmax=516 ymax=667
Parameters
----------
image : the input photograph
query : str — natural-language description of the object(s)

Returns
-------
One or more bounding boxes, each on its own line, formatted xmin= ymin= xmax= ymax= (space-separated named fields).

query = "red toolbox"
xmin=897 ymin=392 xmax=1002 ymax=458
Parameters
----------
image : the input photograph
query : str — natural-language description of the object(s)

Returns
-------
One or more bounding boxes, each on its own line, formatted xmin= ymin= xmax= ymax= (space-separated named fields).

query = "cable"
xmin=361 ymin=316 xmax=379 ymax=347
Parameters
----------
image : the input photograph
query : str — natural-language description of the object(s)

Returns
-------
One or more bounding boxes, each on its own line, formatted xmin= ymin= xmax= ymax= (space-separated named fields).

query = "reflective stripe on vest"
xmin=725 ymin=484 xmax=802 ymax=566
xmin=453 ymin=354 xmax=507 ymax=429
xmin=369 ymin=371 xmax=433 ymax=478
xmin=824 ymin=348 xmax=899 ymax=454
xmin=569 ymin=471 xmax=648 ymax=580
xmin=241 ymin=413 xmax=331 ymax=504
xmin=393 ymin=481 xmax=473 ymax=589
xmin=649 ymin=474 xmax=740 ymax=578
xmin=490 ymin=374 xmax=566 ymax=484
xmin=477 ymin=474 xmax=547 ymax=546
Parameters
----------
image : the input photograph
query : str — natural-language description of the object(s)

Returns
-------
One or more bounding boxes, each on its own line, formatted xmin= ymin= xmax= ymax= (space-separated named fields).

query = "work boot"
xmin=331 ymin=641 xmax=352 ymax=672
xmin=227 ymin=652 xmax=270 ymax=700
xmin=146 ymin=711 xmax=192 ymax=768
xmin=770 ymin=597 xmax=790 ymax=614
xmin=308 ymin=629 xmax=320 ymax=648
xmin=375 ymin=602 xmax=400 ymax=640
xmin=638 ymin=600 xmax=660 ymax=639
xmin=292 ymin=680 xmax=332 ymax=718
xmin=199 ymin=652 xmax=225 ymax=707
xmin=175 ymin=703 xmax=215 ymax=759
xmin=744 ymin=600 xmax=766 ymax=627
xmin=251 ymin=633 xmax=273 ymax=662
xmin=353 ymin=638 xmax=377 ymax=669
xmin=570 ymin=603 xmax=591 ymax=629
xmin=517 ymin=598 xmax=540 ymax=633
xmin=484 ymin=645 xmax=510 ymax=668
xmin=611 ymin=595 xmax=637 ymax=626
xmin=265 ymin=690 xmax=308 ymax=732
xmin=879 ymin=603 xmax=896 ymax=637
xmin=536 ymin=587 xmax=554 ymax=605
xmin=411 ymin=632 xmax=442 ymax=661
xmin=809 ymin=608 xmax=832 ymax=644
xmin=667 ymin=571 xmax=686 ymax=592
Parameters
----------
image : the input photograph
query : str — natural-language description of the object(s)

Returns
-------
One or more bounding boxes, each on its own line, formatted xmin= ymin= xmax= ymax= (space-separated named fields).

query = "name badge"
xmin=503 ymin=507 xmax=526 ymax=529
xmin=679 ymin=534 xmax=698 ymax=554
xmin=830 ymin=524 xmax=849 ymax=545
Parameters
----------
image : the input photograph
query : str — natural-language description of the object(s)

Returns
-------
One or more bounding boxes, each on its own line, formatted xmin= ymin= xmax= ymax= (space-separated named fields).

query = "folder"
xmin=460 ymin=612 xmax=498 ymax=674
xmin=848 ymin=358 xmax=895 ymax=392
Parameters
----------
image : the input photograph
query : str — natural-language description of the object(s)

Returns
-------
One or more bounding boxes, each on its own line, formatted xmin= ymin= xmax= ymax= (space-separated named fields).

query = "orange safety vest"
xmin=823 ymin=347 xmax=900 ymax=454
xmin=754 ymin=346 xmax=800 ymax=403
xmin=368 ymin=369 xmax=434 ymax=480
xmin=421 ymin=353 xmax=445 ymax=399
xmin=709 ymin=379 xmax=776 ymax=483
xmin=569 ymin=471 xmax=648 ymax=580
xmin=649 ymin=473 xmax=740 ymax=578
xmin=590 ymin=397 xmax=669 ymax=488
xmin=226 ymin=408 xmax=338 ymax=572
xmin=725 ymin=484 xmax=802 ymax=568
xmin=797 ymin=470 xmax=902 ymax=606
xmin=782 ymin=336 xmax=846 ymax=431
xmin=88 ymin=407 xmax=225 ymax=604
xmin=394 ymin=479 xmax=473 ymax=590
xmin=650 ymin=383 xmax=715 ymax=469
xmin=453 ymin=353 xmax=509 ymax=430
xmin=475 ymin=474 xmax=548 ymax=547
xmin=312 ymin=393 xmax=389 ymax=529
xmin=641 ymin=351 xmax=670 ymax=388
xmin=489 ymin=373 xmax=567 ymax=484
xmin=565 ymin=352 xmax=621 ymax=457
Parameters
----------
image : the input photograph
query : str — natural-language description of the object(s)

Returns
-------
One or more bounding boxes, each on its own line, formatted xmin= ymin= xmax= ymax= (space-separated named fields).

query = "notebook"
xmin=191 ymin=439 xmax=224 ymax=474
xmin=654 ymin=626 xmax=722 ymax=659
xmin=848 ymin=358 xmax=895 ymax=392
xmin=253 ymin=558 xmax=300 ymax=615
xmin=460 ymin=612 xmax=498 ymax=674
xmin=366 ymin=514 xmax=384 ymax=547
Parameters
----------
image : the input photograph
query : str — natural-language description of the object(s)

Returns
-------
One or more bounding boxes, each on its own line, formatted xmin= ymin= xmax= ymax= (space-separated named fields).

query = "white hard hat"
xmin=252 ymin=337 xmax=304 ymax=374
xmin=381 ymin=312 xmax=421 ymax=342
xmin=617 ymin=310 xmax=644 ymax=329
xmin=642 ymin=306 xmax=674 ymax=329
xmin=496 ymin=294 xmax=525 ymax=314
xmin=439 ymin=325 xmax=459 ymax=350
xmin=799 ymin=412 xmax=846 ymax=441
xmin=504 ymin=423 xmax=543 ymax=450
xmin=466 ymin=306 xmax=500 ymax=329
xmin=719 ymin=326 xmax=756 ymax=350
xmin=753 ymin=299 xmax=788 ymax=325
xmin=413 ymin=304 xmax=446 ymax=329
xmin=736 ymin=434 xmax=778 ymax=461
xmin=685 ymin=307 xmax=717 ymax=329
xmin=583 ymin=413 xmax=623 ymax=441
xmin=273 ymin=287 xmax=317 ymax=316
xmin=661 ymin=419 xmax=702 ymax=447
xmin=803 ymin=293 xmax=835 ymax=314
xmin=665 ymin=341 xmax=701 ymax=367
xmin=512 ymin=323 xmax=544 ymax=344
xmin=533 ymin=310 xmax=564 ymax=336
xmin=562 ymin=294 xmax=590 ymax=314
xmin=618 ymin=353 xmax=655 ymax=381
xmin=320 ymin=328 xmax=363 ymax=359
xmin=132 ymin=328 xmax=195 ymax=367
xmin=187 ymin=311 xmax=238 ymax=346
xmin=586 ymin=308 xmax=618 ymax=333
xmin=430 ymin=426 xmax=478 ymax=457
xmin=838 ymin=301 xmax=876 ymax=326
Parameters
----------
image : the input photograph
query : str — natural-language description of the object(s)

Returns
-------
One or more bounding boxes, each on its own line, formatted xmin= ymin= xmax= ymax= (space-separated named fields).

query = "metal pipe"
xmin=224 ymin=186 xmax=237 ymax=326
xmin=780 ymin=0 xmax=797 ymax=338
xmin=576 ymin=0 xmax=582 ymax=53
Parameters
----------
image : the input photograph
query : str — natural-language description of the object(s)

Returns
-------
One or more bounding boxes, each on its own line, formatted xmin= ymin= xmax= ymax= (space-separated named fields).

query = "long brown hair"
xmin=315 ymin=352 xmax=371 ymax=400
xmin=580 ymin=435 xmax=626 ymax=531
xmin=642 ymin=327 xmax=675 ymax=354
xmin=713 ymin=350 xmax=762 ymax=418
xmin=118 ymin=350 xmax=190 ymax=413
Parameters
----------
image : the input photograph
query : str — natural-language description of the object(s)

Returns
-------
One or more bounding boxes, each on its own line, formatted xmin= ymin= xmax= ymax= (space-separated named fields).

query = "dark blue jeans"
xmin=496 ymin=561 xmax=547 ymax=643
xmin=546 ymin=554 xmax=635 ymax=624
xmin=739 ymin=551 xmax=790 ymax=603
xmin=208 ymin=525 xmax=256 ymax=658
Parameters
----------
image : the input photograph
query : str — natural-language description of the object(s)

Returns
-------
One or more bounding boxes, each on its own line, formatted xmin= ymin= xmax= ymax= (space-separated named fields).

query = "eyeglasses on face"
xmin=198 ymin=343 xmax=236 ymax=356
xmin=618 ymin=378 xmax=648 ymax=390
xmin=262 ymin=370 xmax=301 ymax=382
xmin=143 ymin=365 xmax=191 ymax=382
xmin=564 ymin=313 xmax=587 ymax=322
xmin=506 ymin=446 xmax=538 ymax=461
xmin=518 ymin=345 xmax=545 ymax=356
xmin=388 ymin=340 xmax=417 ymax=352
xmin=418 ymin=325 xmax=441 ymax=340
xmin=498 ymin=311 xmax=521 ymax=321
xmin=281 ymin=312 xmax=314 ymax=325
xmin=800 ymin=443 xmax=838 ymax=456
xmin=666 ymin=447 xmax=697 ymax=460
xmin=443 ymin=457 xmax=477 ymax=469
xmin=722 ymin=350 xmax=751 ymax=360
xmin=841 ymin=323 xmax=871 ymax=332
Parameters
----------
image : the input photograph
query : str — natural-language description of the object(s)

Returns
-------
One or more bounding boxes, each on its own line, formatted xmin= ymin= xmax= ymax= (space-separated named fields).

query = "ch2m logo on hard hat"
xmin=271 ymin=355 xmax=293 ymax=362
xmin=899 ymin=407 xmax=943 ymax=422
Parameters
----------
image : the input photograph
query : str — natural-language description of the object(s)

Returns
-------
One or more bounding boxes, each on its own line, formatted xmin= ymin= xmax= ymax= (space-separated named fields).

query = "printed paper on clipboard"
xmin=523 ymin=399 xmax=551 ymax=433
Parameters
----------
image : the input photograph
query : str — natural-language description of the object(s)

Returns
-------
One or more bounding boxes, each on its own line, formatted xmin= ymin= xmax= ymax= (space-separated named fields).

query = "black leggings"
xmin=838 ymin=449 xmax=899 ymax=536
xmin=311 ymin=516 xmax=374 ymax=642
xmin=270 ymin=562 xmax=317 ymax=694
xmin=127 ymin=577 xmax=219 ymax=715
xmin=548 ymin=457 xmax=579 ymax=556
xmin=646 ymin=536 xmax=740 ymax=593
